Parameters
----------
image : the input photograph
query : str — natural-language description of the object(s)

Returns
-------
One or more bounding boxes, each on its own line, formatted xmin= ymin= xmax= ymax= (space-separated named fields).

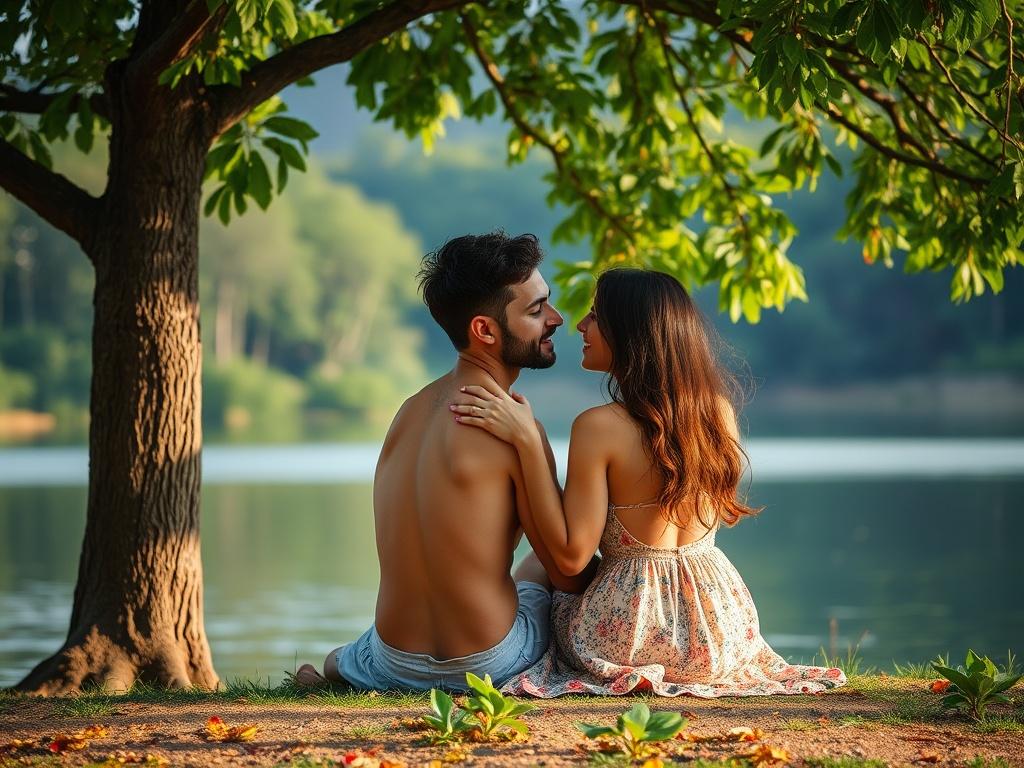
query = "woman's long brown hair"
xmin=594 ymin=268 xmax=759 ymax=529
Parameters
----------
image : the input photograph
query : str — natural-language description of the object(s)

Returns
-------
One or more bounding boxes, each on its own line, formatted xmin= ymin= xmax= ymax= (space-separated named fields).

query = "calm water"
xmin=1 ymin=441 xmax=1022 ymax=687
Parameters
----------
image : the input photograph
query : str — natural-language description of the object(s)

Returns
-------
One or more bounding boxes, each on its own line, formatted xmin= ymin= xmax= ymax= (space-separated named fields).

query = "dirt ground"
xmin=1 ymin=678 xmax=1021 ymax=767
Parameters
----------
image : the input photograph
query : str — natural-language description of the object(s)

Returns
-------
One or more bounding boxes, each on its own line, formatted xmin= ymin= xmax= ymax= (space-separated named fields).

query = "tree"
xmin=0 ymin=0 xmax=1020 ymax=693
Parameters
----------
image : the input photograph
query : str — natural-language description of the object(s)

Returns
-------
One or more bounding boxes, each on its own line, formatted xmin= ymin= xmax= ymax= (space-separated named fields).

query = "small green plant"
xmin=578 ymin=702 xmax=686 ymax=761
xmin=932 ymin=649 xmax=1023 ymax=722
xmin=461 ymin=673 xmax=537 ymax=739
xmin=421 ymin=688 xmax=476 ymax=745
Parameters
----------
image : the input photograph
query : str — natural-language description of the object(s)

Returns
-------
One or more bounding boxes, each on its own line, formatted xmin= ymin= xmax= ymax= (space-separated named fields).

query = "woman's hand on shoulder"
xmin=450 ymin=381 xmax=539 ymax=448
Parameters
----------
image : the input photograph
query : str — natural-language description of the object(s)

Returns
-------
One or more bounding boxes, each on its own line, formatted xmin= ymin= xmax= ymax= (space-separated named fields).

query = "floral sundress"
xmin=503 ymin=505 xmax=847 ymax=697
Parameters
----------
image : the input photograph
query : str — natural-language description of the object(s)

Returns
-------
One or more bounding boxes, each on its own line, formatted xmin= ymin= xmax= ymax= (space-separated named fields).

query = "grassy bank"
xmin=1 ymin=672 xmax=1021 ymax=768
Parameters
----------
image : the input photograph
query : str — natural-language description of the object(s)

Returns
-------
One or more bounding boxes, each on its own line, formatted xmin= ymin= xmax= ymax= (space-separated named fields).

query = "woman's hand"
xmin=449 ymin=382 xmax=539 ymax=448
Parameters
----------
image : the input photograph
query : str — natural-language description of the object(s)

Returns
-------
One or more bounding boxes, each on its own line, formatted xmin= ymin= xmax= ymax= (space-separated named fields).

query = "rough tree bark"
xmin=15 ymin=59 xmax=218 ymax=694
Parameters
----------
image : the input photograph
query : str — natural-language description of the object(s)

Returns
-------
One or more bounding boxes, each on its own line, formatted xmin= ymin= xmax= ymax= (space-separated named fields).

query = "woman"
xmin=449 ymin=268 xmax=845 ymax=697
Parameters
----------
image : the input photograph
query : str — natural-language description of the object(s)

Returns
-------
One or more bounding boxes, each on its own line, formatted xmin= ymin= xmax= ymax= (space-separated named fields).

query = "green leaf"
xmin=269 ymin=0 xmax=298 ymax=39
xmin=203 ymin=185 xmax=227 ymax=217
xmin=263 ymin=116 xmax=320 ymax=148
xmin=933 ymin=664 xmax=977 ymax=694
xmin=276 ymin=157 xmax=288 ymax=194
xmin=643 ymin=711 xmax=685 ymax=741
xmin=235 ymin=0 xmax=260 ymax=31
xmin=577 ymin=723 xmax=617 ymax=738
xmin=262 ymin=136 xmax=306 ymax=171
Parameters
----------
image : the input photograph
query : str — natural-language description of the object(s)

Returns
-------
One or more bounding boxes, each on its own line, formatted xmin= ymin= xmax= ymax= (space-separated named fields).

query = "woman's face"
xmin=577 ymin=306 xmax=613 ymax=372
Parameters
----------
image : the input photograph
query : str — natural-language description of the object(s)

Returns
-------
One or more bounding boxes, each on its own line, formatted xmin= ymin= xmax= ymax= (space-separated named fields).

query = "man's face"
xmin=498 ymin=269 xmax=563 ymax=369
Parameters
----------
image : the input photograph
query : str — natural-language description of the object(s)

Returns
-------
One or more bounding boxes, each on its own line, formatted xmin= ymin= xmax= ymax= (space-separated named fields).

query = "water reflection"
xmin=0 ymin=478 xmax=1021 ymax=686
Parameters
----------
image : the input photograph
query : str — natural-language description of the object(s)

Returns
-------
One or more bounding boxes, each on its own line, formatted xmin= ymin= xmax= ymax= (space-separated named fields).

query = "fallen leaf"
xmin=739 ymin=743 xmax=792 ymax=767
xmin=916 ymin=749 xmax=941 ymax=763
xmin=1 ymin=738 xmax=35 ymax=753
xmin=929 ymin=680 xmax=951 ymax=694
xmin=728 ymin=726 xmax=764 ymax=742
xmin=393 ymin=717 xmax=428 ymax=731
xmin=680 ymin=710 xmax=699 ymax=720
xmin=439 ymin=744 xmax=471 ymax=763
xmin=817 ymin=716 xmax=831 ymax=726
xmin=49 ymin=725 xmax=109 ymax=753
xmin=641 ymin=760 xmax=666 ymax=768
xmin=202 ymin=716 xmax=258 ymax=743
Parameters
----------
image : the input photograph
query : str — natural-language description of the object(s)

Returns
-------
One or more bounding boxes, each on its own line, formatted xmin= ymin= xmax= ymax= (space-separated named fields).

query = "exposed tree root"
xmin=14 ymin=626 xmax=218 ymax=695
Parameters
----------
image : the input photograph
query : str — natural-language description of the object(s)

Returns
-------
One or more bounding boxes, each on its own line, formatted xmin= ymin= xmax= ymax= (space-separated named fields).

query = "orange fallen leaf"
xmin=728 ymin=726 xmax=764 ymax=742
xmin=1 ymin=738 xmax=36 ymax=753
xmin=49 ymin=725 xmax=109 ymax=753
xmin=641 ymin=760 xmax=666 ymax=768
xmin=916 ymin=749 xmax=941 ymax=763
xmin=739 ymin=743 xmax=792 ymax=767
xmin=341 ymin=749 xmax=391 ymax=767
xmin=202 ymin=716 xmax=258 ymax=743
xmin=817 ymin=716 xmax=831 ymax=726
xmin=929 ymin=680 xmax=951 ymax=694
xmin=439 ymin=744 xmax=471 ymax=763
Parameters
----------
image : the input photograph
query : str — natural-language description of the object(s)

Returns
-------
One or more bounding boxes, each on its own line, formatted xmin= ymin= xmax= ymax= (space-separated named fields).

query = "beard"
xmin=499 ymin=319 xmax=556 ymax=369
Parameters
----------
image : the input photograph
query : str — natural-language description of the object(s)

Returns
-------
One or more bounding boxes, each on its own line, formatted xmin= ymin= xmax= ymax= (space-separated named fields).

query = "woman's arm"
xmin=451 ymin=385 xmax=608 ymax=576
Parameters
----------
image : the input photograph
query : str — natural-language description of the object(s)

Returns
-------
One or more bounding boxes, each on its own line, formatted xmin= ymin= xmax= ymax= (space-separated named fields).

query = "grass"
xmin=0 ymin=677 xmax=429 ymax=710
xmin=805 ymin=758 xmax=889 ymax=768
xmin=780 ymin=718 xmax=820 ymax=731
xmin=960 ymin=760 xmax=1012 ymax=768
xmin=971 ymin=716 xmax=1024 ymax=733
xmin=51 ymin=696 xmax=115 ymax=718
xmin=891 ymin=653 xmax=950 ymax=679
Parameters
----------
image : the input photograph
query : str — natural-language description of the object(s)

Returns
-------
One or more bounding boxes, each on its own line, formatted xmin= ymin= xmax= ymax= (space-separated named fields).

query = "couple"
xmin=296 ymin=231 xmax=845 ymax=698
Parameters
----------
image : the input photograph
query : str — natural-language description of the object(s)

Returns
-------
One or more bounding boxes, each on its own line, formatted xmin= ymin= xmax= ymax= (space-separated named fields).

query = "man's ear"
xmin=468 ymin=315 xmax=499 ymax=345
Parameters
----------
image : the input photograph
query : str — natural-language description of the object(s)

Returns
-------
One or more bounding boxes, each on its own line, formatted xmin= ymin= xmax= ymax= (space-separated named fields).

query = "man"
xmin=296 ymin=231 xmax=590 ymax=690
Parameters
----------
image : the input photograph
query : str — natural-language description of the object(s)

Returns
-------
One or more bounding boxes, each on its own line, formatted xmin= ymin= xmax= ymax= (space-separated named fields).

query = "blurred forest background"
xmin=2 ymin=67 xmax=1022 ymax=444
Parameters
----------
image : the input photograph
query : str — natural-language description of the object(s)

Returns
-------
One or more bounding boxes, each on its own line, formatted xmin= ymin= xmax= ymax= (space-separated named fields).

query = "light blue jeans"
xmin=336 ymin=581 xmax=551 ymax=691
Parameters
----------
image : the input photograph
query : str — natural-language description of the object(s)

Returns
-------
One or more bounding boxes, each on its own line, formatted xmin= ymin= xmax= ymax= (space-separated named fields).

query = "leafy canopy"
xmin=2 ymin=0 xmax=1021 ymax=321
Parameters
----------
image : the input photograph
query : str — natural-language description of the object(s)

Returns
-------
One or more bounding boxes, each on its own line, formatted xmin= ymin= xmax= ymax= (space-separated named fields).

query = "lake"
xmin=1 ymin=440 xmax=1022 ymax=687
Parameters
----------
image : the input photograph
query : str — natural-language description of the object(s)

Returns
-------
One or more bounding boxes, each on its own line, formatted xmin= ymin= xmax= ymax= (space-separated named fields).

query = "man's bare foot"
xmin=293 ymin=663 xmax=328 ymax=687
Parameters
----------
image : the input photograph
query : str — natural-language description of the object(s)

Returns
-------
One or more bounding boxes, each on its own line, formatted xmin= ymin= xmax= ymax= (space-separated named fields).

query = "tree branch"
xmin=895 ymin=76 xmax=996 ymax=168
xmin=461 ymin=13 xmax=637 ymax=252
xmin=923 ymin=37 xmax=1024 ymax=153
xmin=0 ymin=84 xmax=110 ymax=120
xmin=999 ymin=0 xmax=1016 ymax=167
xmin=652 ymin=15 xmax=752 ymax=239
xmin=129 ymin=0 xmax=229 ymax=90
xmin=211 ymin=0 xmax=472 ymax=137
xmin=0 ymin=138 xmax=101 ymax=248
xmin=823 ymin=105 xmax=986 ymax=187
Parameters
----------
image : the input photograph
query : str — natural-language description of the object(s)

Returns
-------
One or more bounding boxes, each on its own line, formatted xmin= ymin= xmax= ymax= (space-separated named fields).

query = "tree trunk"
xmin=15 ymin=71 xmax=218 ymax=694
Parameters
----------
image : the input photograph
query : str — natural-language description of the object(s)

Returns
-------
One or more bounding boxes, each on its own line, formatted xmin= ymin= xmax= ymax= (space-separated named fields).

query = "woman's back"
xmin=502 ymin=406 xmax=846 ymax=699
xmin=593 ymin=402 xmax=723 ymax=549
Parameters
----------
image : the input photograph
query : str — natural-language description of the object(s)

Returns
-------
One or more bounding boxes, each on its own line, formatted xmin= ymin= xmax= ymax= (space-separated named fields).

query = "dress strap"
xmin=607 ymin=500 xmax=659 ymax=511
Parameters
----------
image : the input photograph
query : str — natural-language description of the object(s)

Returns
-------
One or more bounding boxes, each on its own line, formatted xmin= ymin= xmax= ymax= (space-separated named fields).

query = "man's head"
xmin=418 ymin=232 xmax=562 ymax=369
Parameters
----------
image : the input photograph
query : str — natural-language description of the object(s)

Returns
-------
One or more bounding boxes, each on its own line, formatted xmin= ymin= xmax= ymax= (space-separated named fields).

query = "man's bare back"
xmin=373 ymin=367 xmax=525 ymax=659
xmin=295 ymin=235 xmax=591 ymax=689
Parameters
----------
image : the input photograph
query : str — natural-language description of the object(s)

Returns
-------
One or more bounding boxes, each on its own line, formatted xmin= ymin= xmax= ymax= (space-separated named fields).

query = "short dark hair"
xmin=418 ymin=231 xmax=544 ymax=349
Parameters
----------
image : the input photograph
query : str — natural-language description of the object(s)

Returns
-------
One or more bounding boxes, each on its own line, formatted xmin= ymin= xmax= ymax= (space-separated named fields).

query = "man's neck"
xmin=453 ymin=352 xmax=519 ymax=392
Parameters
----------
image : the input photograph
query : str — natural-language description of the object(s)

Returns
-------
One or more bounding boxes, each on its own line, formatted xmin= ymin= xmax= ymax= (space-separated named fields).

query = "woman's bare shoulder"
xmin=572 ymin=402 xmax=635 ymax=437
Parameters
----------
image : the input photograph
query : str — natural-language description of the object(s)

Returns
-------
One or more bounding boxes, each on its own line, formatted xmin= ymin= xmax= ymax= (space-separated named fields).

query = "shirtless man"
xmin=295 ymin=232 xmax=591 ymax=690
